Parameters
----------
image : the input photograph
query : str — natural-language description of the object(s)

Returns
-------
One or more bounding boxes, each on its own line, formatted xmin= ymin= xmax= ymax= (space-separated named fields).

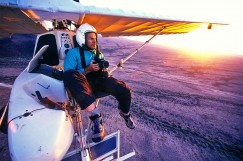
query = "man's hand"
xmin=102 ymin=68 xmax=111 ymax=78
xmin=84 ymin=60 xmax=100 ymax=74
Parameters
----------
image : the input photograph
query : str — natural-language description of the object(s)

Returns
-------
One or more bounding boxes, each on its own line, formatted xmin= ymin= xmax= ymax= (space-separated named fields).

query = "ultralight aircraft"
xmin=0 ymin=0 xmax=226 ymax=160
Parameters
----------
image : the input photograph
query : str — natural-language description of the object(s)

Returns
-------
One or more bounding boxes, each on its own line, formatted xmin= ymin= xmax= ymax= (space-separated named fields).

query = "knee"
xmin=121 ymin=84 xmax=132 ymax=99
xmin=75 ymin=93 xmax=96 ymax=110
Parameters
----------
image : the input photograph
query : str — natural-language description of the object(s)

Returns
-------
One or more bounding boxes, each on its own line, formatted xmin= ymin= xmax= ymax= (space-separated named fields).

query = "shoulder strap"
xmin=95 ymin=49 xmax=102 ymax=60
xmin=79 ymin=47 xmax=86 ymax=68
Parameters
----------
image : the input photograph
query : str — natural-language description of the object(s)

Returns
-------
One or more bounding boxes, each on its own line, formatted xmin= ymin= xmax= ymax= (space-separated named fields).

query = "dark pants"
xmin=63 ymin=70 xmax=132 ymax=113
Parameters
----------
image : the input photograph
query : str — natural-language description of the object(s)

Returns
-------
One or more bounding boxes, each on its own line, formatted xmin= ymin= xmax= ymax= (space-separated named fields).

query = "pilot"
xmin=63 ymin=23 xmax=135 ymax=143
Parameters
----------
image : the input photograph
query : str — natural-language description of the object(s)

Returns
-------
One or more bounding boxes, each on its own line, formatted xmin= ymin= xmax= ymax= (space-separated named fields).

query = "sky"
xmin=133 ymin=0 xmax=243 ymax=56
xmin=128 ymin=23 xmax=243 ymax=56
xmin=43 ymin=0 xmax=243 ymax=56
xmin=86 ymin=0 xmax=243 ymax=56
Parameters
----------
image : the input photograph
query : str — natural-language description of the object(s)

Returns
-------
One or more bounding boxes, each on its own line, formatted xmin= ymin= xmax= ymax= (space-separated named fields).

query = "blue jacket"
xmin=64 ymin=47 xmax=104 ymax=75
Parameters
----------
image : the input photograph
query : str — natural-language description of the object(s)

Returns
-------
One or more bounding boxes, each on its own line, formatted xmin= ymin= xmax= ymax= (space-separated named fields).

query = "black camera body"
xmin=95 ymin=59 xmax=109 ymax=69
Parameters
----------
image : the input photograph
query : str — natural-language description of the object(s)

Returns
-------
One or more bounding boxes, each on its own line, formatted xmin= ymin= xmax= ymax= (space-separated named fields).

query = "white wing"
xmin=0 ymin=0 xmax=227 ymax=38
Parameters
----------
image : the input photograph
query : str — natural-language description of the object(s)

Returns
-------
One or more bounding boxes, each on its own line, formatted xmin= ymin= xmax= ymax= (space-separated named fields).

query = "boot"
xmin=89 ymin=114 xmax=106 ymax=142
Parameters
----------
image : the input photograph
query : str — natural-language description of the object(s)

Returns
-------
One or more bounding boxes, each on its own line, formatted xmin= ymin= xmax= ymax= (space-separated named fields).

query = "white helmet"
xmin=76 ymin=23 xmax=97 ymax=47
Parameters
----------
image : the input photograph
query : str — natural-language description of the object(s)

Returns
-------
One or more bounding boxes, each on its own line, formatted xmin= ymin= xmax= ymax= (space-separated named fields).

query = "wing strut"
xmin=110 ymin=27 xmax=165 ymax=74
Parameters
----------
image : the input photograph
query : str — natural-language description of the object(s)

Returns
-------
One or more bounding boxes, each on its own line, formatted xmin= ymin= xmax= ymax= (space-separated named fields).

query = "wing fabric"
xmin=0 ymin=0 xmax=226 ymax=38
xmin=0 ymin=6 xmax=47 ymax=38
xmin=81 ymin=14 xmax=206 ymax=37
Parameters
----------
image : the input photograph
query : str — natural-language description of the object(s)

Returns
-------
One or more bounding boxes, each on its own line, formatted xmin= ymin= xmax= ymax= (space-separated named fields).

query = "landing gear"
xmin=62 ymin=94 xmax=135 ymax=161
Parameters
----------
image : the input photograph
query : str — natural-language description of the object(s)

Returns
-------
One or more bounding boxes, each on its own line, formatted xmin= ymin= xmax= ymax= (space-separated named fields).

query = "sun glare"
xmin=126 ymin=23 xmax=243 ymax=58
xmin=164 ymin=24 xmax=243 ymax=56
xmin=166 ymin=24 xmax=242 ymax=54
xmin=86 ymin=0 xmax=243 ymax=58
xmin=112 ymin=0 xmax=243 ymax=57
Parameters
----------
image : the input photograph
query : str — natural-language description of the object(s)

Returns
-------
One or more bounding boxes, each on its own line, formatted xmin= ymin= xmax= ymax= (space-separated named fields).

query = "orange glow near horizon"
xmin=165 ymin=24 xmax=243 ymax=56
xmin=125 ymin=23 xmax=243 ymax=58
xmin=115 ymin=0 xmax=243 ymax=58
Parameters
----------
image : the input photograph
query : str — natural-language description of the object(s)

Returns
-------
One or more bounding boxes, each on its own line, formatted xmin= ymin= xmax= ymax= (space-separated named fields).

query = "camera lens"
xmin=102 ymin=60 xmax=109 ymax=68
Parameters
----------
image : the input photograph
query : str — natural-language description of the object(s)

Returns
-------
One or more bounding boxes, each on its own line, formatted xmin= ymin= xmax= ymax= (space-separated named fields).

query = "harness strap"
xmin=79 ymin=47 xmax=86 ymax=68
xmin=79 ymin=46 xmax=101 ymax=69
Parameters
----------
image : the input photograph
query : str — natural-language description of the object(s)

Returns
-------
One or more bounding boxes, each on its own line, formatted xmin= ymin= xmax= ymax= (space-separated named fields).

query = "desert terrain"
xmin=0 ymin=35 xmax=243 ymax=161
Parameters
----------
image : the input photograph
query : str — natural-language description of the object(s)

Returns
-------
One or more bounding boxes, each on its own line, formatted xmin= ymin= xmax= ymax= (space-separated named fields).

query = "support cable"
xmin=109 ymin=27 xmax=165 ymax=74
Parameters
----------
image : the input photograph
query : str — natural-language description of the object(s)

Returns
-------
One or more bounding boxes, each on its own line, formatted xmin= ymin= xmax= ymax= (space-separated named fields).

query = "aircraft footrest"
xmin=63 ymin=130 xmax=135 ymax=161
xmin=89 ymin=135 xmax=117 ymax=160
